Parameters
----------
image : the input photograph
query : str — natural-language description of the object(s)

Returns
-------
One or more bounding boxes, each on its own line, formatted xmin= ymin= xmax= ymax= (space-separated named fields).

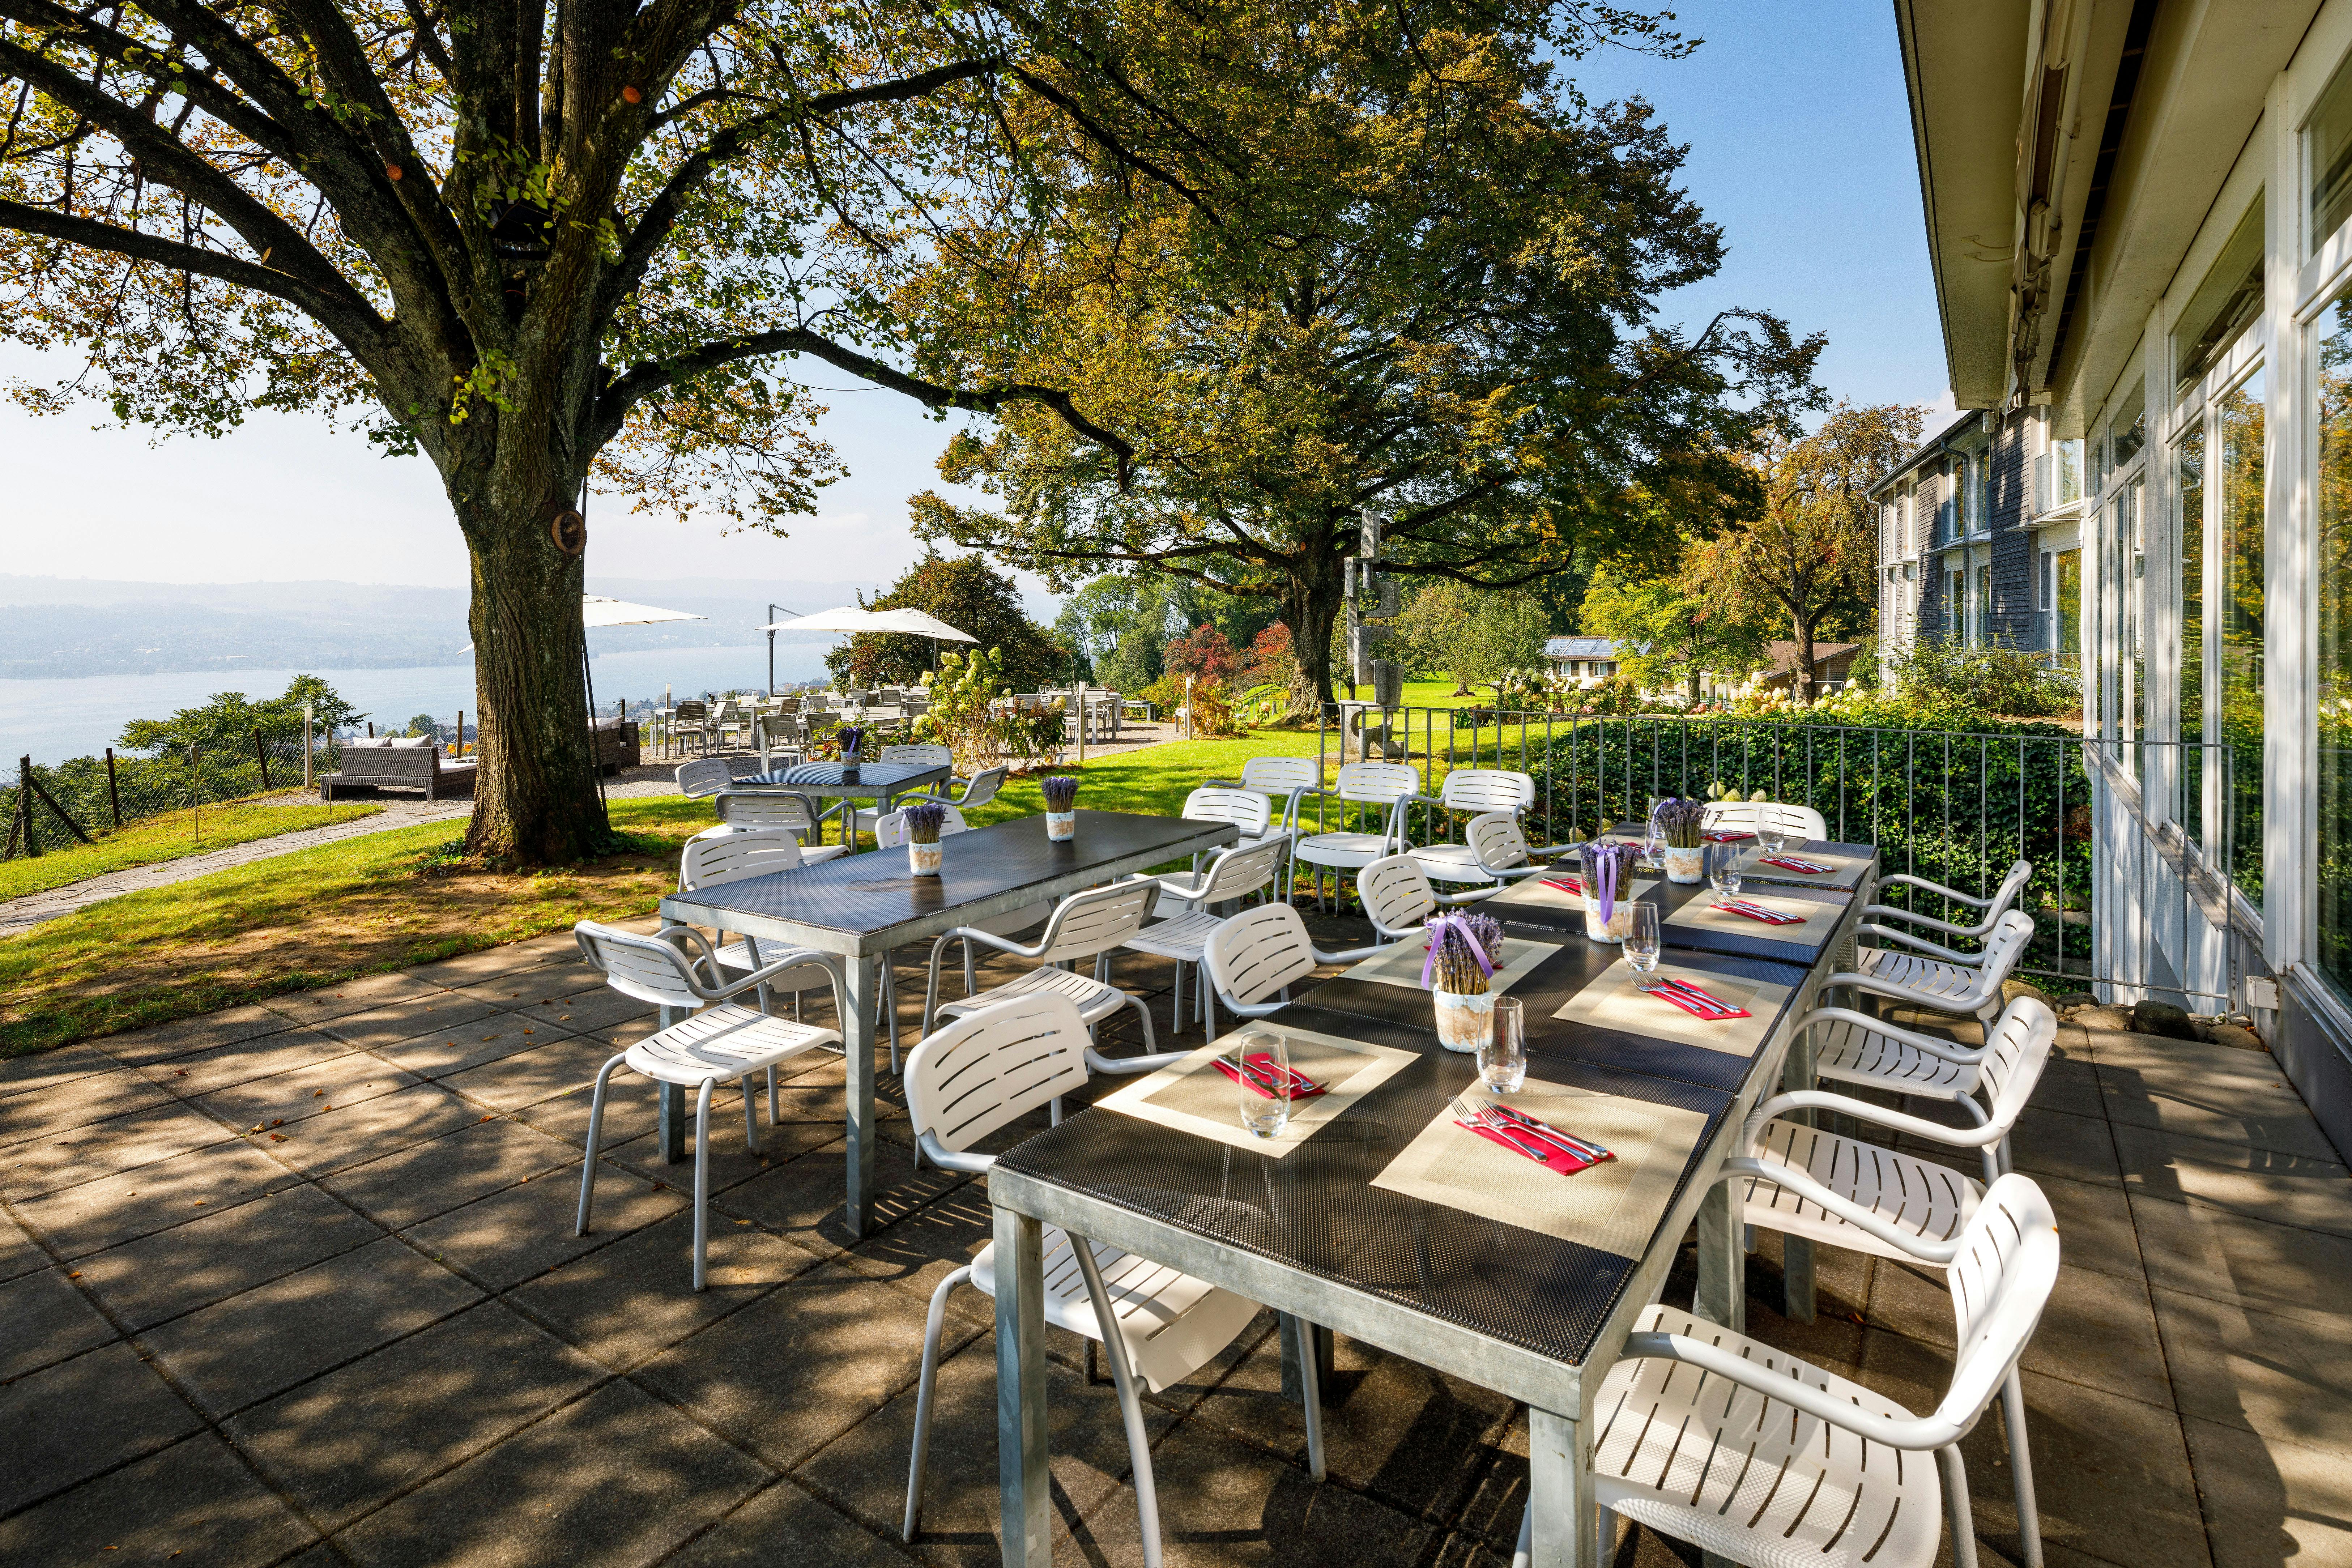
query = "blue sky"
xmin=0 ymin=1 xmax=1945 ymax=596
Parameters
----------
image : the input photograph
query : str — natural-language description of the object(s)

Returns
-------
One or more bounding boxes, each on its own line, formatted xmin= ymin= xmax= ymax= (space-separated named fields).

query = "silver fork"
xmin=1449 ymin=1095 xmax=1603 ymax=1161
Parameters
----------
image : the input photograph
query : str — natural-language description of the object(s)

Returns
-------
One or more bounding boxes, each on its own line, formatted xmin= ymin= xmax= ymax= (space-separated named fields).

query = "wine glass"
xmin=1622 ymin=902 xmax=1662 ymax=982
xmin=1235 ymin=1030 xmax=1292 ymax=1139
xmin=1709 ymin=842 xmax=1744 ymax=902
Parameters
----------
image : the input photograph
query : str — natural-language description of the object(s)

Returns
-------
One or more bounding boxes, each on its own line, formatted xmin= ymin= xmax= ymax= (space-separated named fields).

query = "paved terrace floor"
xmin=1 ymin=916 xmax=2347 ymax=1568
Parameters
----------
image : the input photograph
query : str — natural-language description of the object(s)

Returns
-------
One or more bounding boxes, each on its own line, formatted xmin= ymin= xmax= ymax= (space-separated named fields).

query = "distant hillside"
xmin=0 ymin=575 xmax=887 ymax=678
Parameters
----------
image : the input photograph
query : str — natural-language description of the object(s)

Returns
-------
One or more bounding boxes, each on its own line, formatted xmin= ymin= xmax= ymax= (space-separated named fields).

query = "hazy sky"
xmin=0 ymin=1 xmax=1943 ymax=594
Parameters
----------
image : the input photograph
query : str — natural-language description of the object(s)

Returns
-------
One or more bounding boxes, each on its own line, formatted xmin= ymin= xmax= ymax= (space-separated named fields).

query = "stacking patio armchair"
xmin=1120 ymin=836 xmax=1292 ymax=1039
xmin=1201 ymin=901 xmax=1384 ymax=1021
xmin=1837 ymin=909 xmax=2037 ymax=1028
xmin=1290 ymin=761 xmax=1420 ymax=911
xmin=1202 ymin=756 xmax=1318 ymax=854
xmin=1861 ymin=858 xmax=2036 ymax=960
xmin=921 ymin=880 xmax=1171 ymax=1078
xmin=1355 ymin=852 xmax=1439 ymax=943
xmin=1701 ymin=798 xmax=1829 ymax=842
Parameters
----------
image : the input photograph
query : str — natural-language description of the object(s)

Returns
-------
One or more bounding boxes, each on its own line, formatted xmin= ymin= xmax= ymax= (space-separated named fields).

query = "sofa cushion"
xmin=348 ymin=736 xmax=394 ymax=747
xmin=389 ymin=736 xmax=436 ymax=748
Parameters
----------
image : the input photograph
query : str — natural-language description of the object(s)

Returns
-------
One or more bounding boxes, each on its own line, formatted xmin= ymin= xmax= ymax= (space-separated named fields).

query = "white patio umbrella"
xmin=583 ymin=594 xmax=706 ymax=628
xmin=758 ymin=605 xmax=979 ymax=679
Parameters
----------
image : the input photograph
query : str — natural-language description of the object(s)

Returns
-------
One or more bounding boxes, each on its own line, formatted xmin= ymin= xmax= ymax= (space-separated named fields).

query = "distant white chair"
xmin=1121 ymin=836 xmax=1292 ymax=1039
xmin=899 ymin=992 xmax=1307 ymax=1555
xmin=1201 ymin=756 xmax=1320 ymax=849
xmin=707 ymin=789 xmax=845 ymax=858
xmin=1201 ymin=901 xmax=1382 ymax=1021
xmin=1355 ymin=852 xmax=1437 ymax=943
xmin=908 ymin=763 xmax=1007 ymax=815
xmin=571 ymin=920 xmax=842 ymax=1289
xmin=1291 ymin=761 xmax=1419 ymax=911
xmin=853 ymin=746 xmax=957 ymax=833
xmin=1410 ymin=809 xmax=1567 ymax=900
xmin=1701 ymin=798 xmax=1829 ymax=843
xmin=921 ymin=881 xmax=1171 ymax=1079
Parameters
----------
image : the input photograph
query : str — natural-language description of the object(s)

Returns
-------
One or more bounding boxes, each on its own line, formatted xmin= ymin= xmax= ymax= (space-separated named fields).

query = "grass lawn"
xmin=0 ymin=732 xmax=1331 ymax=1056
xmin=0 ymin=801 xmax=388 ymax=903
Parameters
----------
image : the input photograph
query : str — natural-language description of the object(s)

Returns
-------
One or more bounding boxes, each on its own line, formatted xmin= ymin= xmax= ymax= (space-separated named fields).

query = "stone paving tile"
xmin=2034 ymin=1171 xmax=2147 ymax=1285
xmin=257 ymin=1081 xmax=491 ymax=1178
xmin=509 ymin=1208 xmax=825 ymax=1369
xmin=0 ymin=1041 xmax=125 ymax=1098
xmin=710 ymin=1136 xmax=962 ymax=1258
xmin=599 ymin=1099 xmax=850 ymax=1193
xmin=2129 ymin=1189 xmax=2352 ymax=1327
xmin=140 ymin=1234 xmax=484 ymax=1419
xmin=2096 ymin=1060 xmax=2342 ymax=1160
xmin=798 ymin=1336 xmax=1170 ymax=1568
xmin=318 ymin=994 xmax=508 ymax=1052
xmin=0 ymin=1264 xmax=117 ymax=1380
xmin=832 ymin=1177 xmax=997 ymax=1324
xmin=660 ymin=1476 xmax=911 ymax=1568
xmin=2153 ymin=1285 xmax=2352 ymax=1452
xmin=2005 ymin=1103 xmax=2126 ymax=1188
xmin=96 ymin=1002 xmax=297 ymax=1067
xmin=330 ymin=1379 xmax=771 ymax=1568
xmin=2182 ymin=1414 xmax=2352 ymax=1568
xmin=134 ymin=1026 xmax=357 ymax=1098
xmin=515 ymin=1075 xmax=662 ymax=1150
xmin=404 ymin=1159 xmax=685 ymax=1291
xmin=321 ymin=1117 xmax=582 ymax=1231
xmin=370 ymin=1013 xmax=577 ymax=1081
xmin=405 ymin=941 xmax=576 ymax=987
xmin=260 ymin=971 xmax=446 ymax=1027
xmin=1866 ymin=1255 xmax=2174 ymax=1409
xmin=437 ymin=1033 xmax=613 ymax=1112
xmin=0 ymin=1431 xmax=319 ymax=1566
xmin=71 ymin=1181 xmax=384 ymax=1333
xmin=0 ymin=1340 xmax=205 ymax=1515
xmin=635 ymin=1259 xmax=976 ymax=1471
xmin=0 ymin=1203 xmax=44 ymax=1284
xmin=2114 ymin=1122 xmax=2352 ymax=1236
xmin=505 ymin=984 xmax=656 ymax=1037
xmin=194 ymin=1052 xmax=422 ymax=1131
xmin=224 ymin=1300 xmax=605 ymax=1530
xmin=14 ymin=1137 xmax=306 ymax=1259
xmin=0 ymin=1099 xmax=236 ymax=1199
xmin=0 ymin=1066 xmax=177 ymax=1145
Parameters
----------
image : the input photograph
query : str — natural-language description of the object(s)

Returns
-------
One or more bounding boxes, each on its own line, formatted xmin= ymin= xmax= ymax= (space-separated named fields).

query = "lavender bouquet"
xmin=902 ymin=801 xmax=947 ymax=845
xmin=1042 ymin=774 xmax=1079 ymax=840
xmin=1582 ymin=840 xmax=1645 ymax=941
xmin=1651 ymin=797 xmax=1709 ymax=884
xmin=835 ymin=725 xmax=865 ymax=764
xmin=1421 ymin=912 xmax=1505 ymax=995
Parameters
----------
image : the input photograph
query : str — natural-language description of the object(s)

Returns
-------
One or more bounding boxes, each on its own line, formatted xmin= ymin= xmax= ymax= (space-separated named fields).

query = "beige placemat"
xmin=1369 ymin=1081 xmax=1710 ymax=1258
xmin=1488 ymin=875 xmax=1659 ymax=916
xmin=1736 ymin=845 xmax=1869 ymax=884
xmin=1666 ymin=892 xmax=1822 ymax=941
xmin=1551 ymin=959 xmax=1788 ymax=1056
xmin=1341 ymin=936 xmax=1555 ymax=994
xmin=1099 ymin=1025 xmax=1419 ymax=1158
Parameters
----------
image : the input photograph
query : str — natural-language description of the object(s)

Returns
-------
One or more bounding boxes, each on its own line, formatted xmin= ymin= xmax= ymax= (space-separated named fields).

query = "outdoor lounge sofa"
xmin=317 ymin=738 xmax=479 ymax=801
xmin=592 ymin=717 xmax=641 ymax=774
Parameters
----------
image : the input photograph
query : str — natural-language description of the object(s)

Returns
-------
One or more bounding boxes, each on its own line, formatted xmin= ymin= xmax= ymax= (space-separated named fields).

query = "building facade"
xmin=1899 ymin=0 xmax=2352 ymax=1156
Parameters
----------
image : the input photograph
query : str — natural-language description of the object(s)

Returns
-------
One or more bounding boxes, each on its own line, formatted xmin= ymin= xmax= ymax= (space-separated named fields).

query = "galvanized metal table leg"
xmin=656 ymin=1004 xmax=688 ymax=1163
xmin=1278 ymin=1314 xmax=1327 ymax=1481
xmin=1695 ymin=1179 xmax=1745 ymax=1334
xmin=1780 ymin=1021 xmax=1818 ymax=1323
xmin=1277 ymin=1318 xmax=1334 ymax=1401
xmin=995 ymin=1205 xmax=1052 ymax=1568
xmin=844 ymin=954 xmax=881 ymax=1238
xmin=1527 ymin=1406 xmax=1601 ymax=1567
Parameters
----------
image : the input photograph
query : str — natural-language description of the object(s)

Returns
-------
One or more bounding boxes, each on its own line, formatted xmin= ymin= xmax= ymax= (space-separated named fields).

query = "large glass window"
xmin=2318 ymin=299 xmax=2352 ymax=991
xmin=2221 ymin=369 xmax=2266 ymax=899
xmin=2179 ymin=425 xmax=2205 ymax=847
xmin=2056 ymin=548 xmax=2083 ymax=669
xmin=2312 ymin=57 xmax=2352 ymax=246
xmin=1976 ymin=563 xmax=1993 ymax=645
xmin=2055 ymin=439 xmax=2083 ymax=506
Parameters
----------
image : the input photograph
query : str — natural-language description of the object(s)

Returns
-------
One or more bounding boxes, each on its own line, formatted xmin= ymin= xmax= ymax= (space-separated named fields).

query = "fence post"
xmin=18 ymin=756 xmax=38 ymax=858
xmin=189 ymin=745 xmax=201 ymax=846
xmin=254 ymin=727 xmax=272 ymax=793
xmin=105 ymin=747 xmax=123 ymax=828
xmin=456 ymin=709 xmax=464 ymax=757
xmin=303 ymin=708 xmax=315 ymax=789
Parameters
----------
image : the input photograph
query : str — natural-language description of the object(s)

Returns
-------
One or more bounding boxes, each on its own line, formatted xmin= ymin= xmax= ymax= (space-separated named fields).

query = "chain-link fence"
xmin=3 ymin=731 xmax=360 ymax=859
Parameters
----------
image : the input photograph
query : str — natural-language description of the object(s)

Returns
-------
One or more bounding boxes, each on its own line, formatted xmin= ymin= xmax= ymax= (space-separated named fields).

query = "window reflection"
xmin=2319 ymin=304 xmax=2352 ymax=989
xmin=2221 ymin=370 xmax=2265 ymax=900
xmin=2179 ymin=426 xmax=2205 ymax=848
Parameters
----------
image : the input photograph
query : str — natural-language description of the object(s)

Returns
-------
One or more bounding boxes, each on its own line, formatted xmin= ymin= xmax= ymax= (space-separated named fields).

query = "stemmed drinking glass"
xmin=1622 ymin=902 xmax=1662 ymax=984
xmin=1235 ymin=1030 xmax=1292 ymax=1138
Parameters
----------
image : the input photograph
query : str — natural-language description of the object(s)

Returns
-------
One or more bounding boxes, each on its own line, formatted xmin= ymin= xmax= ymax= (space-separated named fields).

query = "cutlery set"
xmin=1448 ymin=1094 xmax=1613 ymax=1174
xmin=1633 ymin=974 xmax=1751 ymax=1019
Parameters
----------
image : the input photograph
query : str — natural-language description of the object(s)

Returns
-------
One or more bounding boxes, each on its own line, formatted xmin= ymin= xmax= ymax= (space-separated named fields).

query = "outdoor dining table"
xmin=658 ymin=808 xmax=1240 ymax=1237
xmin=984 ymin=844 xmax=1876 ymax=1567
xmin=742 ymin=759 xmax=952 ymax=848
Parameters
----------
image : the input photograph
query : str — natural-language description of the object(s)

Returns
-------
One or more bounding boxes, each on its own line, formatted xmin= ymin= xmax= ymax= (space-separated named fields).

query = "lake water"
xmin=0 ymin=644 xmax=834 ymax=764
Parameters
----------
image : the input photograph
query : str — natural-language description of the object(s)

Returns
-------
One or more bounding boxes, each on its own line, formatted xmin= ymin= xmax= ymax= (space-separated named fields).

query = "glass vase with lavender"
xmin=1042 ymin=775 xmax=1079 ymax=841
xmin=1422 ymin=911 xmax=1504 ymax=1052
xmin=836 ymin=724 xmax=865 ymax=780
xmin=1581 ymin=840 xmax=1644 ymax=942
xmin=1653 ymin=798 xmax=1707 ymax=885
xmin=903 ymin=801 xmax=946 ymax=877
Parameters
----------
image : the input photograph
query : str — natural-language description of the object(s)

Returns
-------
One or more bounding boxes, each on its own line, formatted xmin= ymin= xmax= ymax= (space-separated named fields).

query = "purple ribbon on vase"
xmin=1418 ymin=912 xmax=1497 ymax=988
xmin=1586 ymin=842 xmax=1643 ymax=923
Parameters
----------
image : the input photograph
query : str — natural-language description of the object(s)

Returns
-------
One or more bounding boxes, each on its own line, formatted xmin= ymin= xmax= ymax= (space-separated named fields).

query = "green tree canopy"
xmin=1578 ymin=547 xmax=1768 ymax=707
xmin=1394 ymin=580 xmax=1552 ymax=695
xmin=830 ymin=554 xmax=1066 ymax=692
xmin=117 ymin=674 xmax=364 ymax=752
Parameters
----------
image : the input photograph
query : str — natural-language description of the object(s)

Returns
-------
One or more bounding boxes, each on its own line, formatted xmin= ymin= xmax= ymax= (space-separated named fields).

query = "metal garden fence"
xmin=2 ymin=731 xmax=355 ymax=860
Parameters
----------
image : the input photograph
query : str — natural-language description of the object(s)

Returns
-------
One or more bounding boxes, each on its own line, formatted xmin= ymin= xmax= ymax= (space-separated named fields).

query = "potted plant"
xmin=1422 ymin=912 xmax=1505 ymax=1051
xmin=903 ymin=801 xmax=946 ymax=877
xmin=1579 ymin=841 xmax=1644 ymax=942
xmin=836 ymin=725 xmax=864 ymax=780
xmin=1042 ymin=775 xmax=1079 ymax=841
xmin=1652 ymin=798 xmax=1707 ymax=884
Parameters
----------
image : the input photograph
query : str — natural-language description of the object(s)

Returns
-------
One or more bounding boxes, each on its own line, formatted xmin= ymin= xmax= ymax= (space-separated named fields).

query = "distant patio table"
xmin=986 ymin=844 xmax=1875 ymax=1567
xmin=742 ymin=759 xmax=950 ymax=848
xmin=658 ymin=809 xmax=1240 ymax=1238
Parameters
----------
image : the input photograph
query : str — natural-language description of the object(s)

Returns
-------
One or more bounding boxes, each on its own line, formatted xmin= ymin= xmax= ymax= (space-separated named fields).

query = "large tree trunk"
xmin=1794 ymin=617 xmax=1818 ymax=705
xmin=458 ymin=483 xmax=609 ymax=862
xmin=1278 ymin=557 xmax=1346 ymax=715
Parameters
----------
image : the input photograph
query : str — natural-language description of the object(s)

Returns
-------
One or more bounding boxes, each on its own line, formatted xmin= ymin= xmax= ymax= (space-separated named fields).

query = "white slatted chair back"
xmin=882 ymin=744 xmax=953 ymax=766
xmin=575 ymin=920 xmax=704 ymax=1010
xmin=1703 ymin=798 xmax=1830 ymax=841
xmin=714 ymin=791 xmax=821 ymax=834
xmin=1190 ymin=837 xmax=1290 ymax=905
xmin=1975 ymin=997 xmax=2058 ymax=1131
xmin=1204 ymin=903 xmax=1319 ymax=1008
xmin=1985 ymin=857 xmax=2034 ymax=913
xmin=1334 ymin=761 xmax=1419 ymax=805
xmin=675 ymin=758 xmax=734 ymax=798
xmin=1358 ymin=853 xmax=1436 ymax=937
xmin=723 ymin=756 xmax=769 ymax=781
xmin=1181 ymin=786 xmax=1273 ymax=839
xmin=1440 ymin=769 xmax=1535 ymax=814
xmin=1961 ymin=911 xmax=2037 ymax=994
xmin=1239 ymin=756 xmax=1320 ymax=796
xmin=959 ymin=765 xmax=1008 ymax=809
xmin=873 ymin=805 xmax=971 ymax=848
xmin=904 ymin=992 xmax=1093 ymax=1155
xmin=679 ymin=829 xmax=804 ymax=891
xmin=1035 ymin=881 xmax=1158 ymax=965
xmin=1934 ymin=1173 xmax=2061 ymax=1429
xmin=1464 ymin=811 xmax=1532 ymax=871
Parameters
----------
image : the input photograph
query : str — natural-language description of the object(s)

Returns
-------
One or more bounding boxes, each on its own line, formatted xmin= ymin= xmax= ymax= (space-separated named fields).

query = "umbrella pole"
xmin=579 ymin=478 xmax=610 ymax=827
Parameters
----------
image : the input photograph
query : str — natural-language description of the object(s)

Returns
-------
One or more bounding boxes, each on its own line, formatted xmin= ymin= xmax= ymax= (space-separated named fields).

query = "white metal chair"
xmin=708 ymin=788 xmax=847 ymax=858
xmin=1717 ymin=1012 xmax=2058 ymax=1568
xmin=1411 ymin=809 xmax=1568 ymax=900
xmin=1548 ymin=1172 xmax=2059 ymax=1568
xmin=1175 ymin=786 xmax=1275 ymax=876
xmin=1201 ymin=901 xmax=1383 ymax=1020
xmin=1863 ymin=858 xmax=2034 ymax=957
xmin=1808 ymin=991 xmax=2054 ymax=1105
xmin=674 ymin=758 xmax=734 ymax=798
xmin=1291 ymin=761 xmax=1420 ymax=910
xmin=753 ymin=711 xmax=805 ymax=769
xmin=1701 ymin=798 xmax=1830 ymax=843
xmin=920 ymin=881 xmax=1171 ymax=1078
xmin=853 ymin=746 xmax=957 ymax=832
xmin=908 ymin=763 xmax=1008 ymax=814
xmin=1202 ymin=756 xmax=1320 ymax=849
xmin=676 ymin=832 xmax=843 ymax=1020
xmin=900 ymin=993 xmax=1311 ymax=1556
xmin=1355 ymin=852 xmax=1437 ymax=942
xmin=1120 ymin=837 xmax=1292 ymax=1039
xmin=1839 ymin=910 xmax=2036 ymax=1027
xmin=571 ymin=921 xmax=843 ymax=1289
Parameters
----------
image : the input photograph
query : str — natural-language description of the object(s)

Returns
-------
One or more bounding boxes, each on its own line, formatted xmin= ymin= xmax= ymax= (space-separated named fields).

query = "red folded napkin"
xmin=1713 ymin=898 xmax=1806 ymax=925
xmin=1760 ymin=855 xmax=1833 ymax=874
xmin=1645 ymin=977 xmax=1752 ymax=1019
xmin=1454 ymin=1116 xmax=1608 ymax=1174
xmin=1539 ymin=875 xmax=1584 ymax=895
xmin=1703 ymin=830 xmax=1755 ymax=843
xmin=1213 ymin=1053 xmax=1327 ymax=1100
